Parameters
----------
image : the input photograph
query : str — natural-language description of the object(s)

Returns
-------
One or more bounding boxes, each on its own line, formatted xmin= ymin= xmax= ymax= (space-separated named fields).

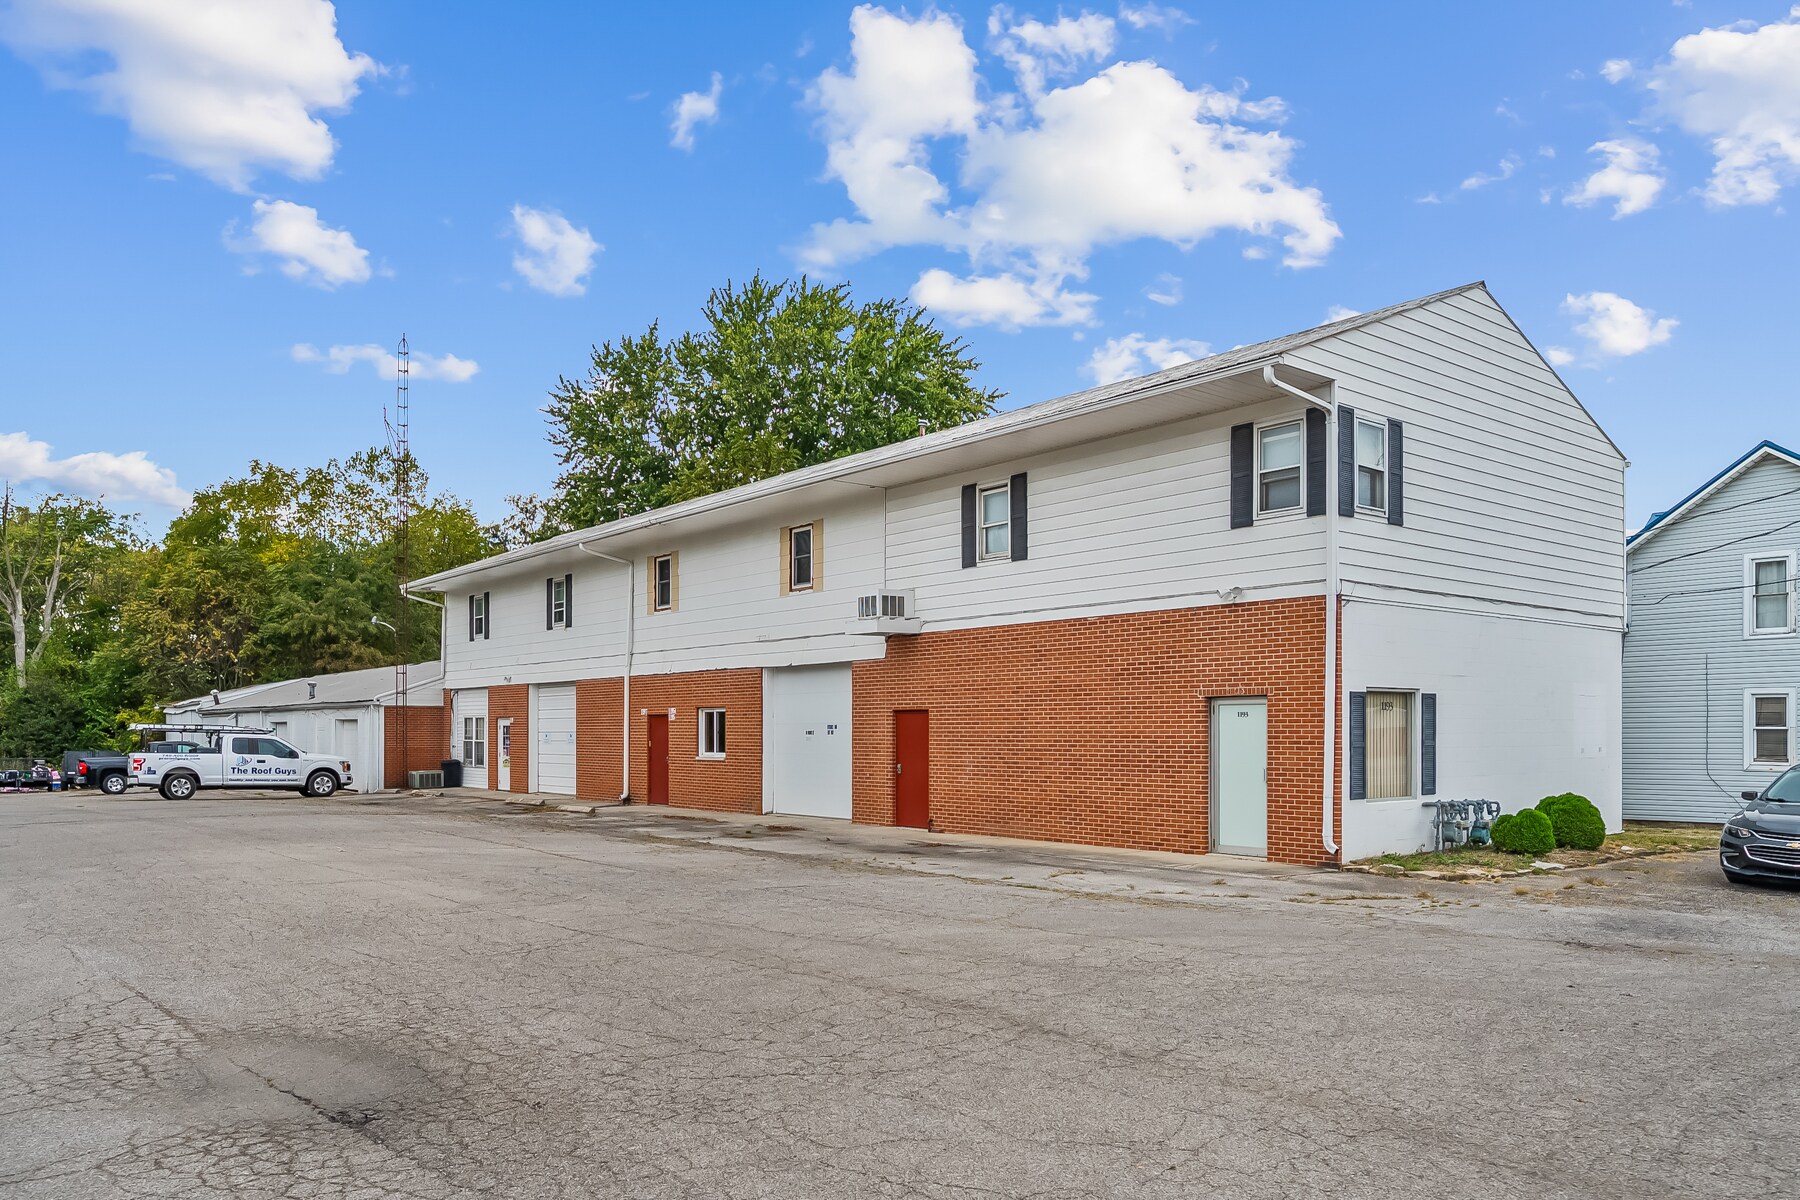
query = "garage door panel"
xmin=537 ymin=684 xmax=577 ymax=795
xmin=764 ymin=666 xmax=852 ymax=819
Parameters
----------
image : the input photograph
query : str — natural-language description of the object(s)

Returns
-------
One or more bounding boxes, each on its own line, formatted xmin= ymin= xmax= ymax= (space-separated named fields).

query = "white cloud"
xmin=802 ymin=6 xmax=1338 ymax=327
xmin=1561 ymin=291 xmax=1677 ymax=358
xmin=670 ymin=72 xmax=723 ymax=150
xmin=1118 ymin=3 xmax=1193 ymax=34
xmin=291 ymin=343 xmax=479 ymax=383
xmin=988 ymin=6 xmax=1117 ymax=98
xmin=1325 ymin=304 xmax=1359 ymax=322
xmin=1460 ymin=154 xmax=1521 ymax=190
xmin=0 ymin=431 xmax=189 ymax=508
xmin=0 ymin=0 xmax=379 ymax=191
xmin=910 ymin=268 xmax=1096 ymax=328
xmin=1084 ymin=332 xmax=1211 ymax=384
xmin=1564 ymin=138 xmax=1665 ymax=217
xmin=1544 ymin=346 xmax=1576 ymax=367
xmin=226 ymin=199 xmax=370 ymax=288
xmin=1600 ymin=58 xmax=1634 ymax=83
xmin=1145 ymin=272 xmax=1181 ymax=305
xmin=1648 ymin=6 xmax=1800 ymax=205
xmin=508 ymin=205 xmax=601 ymax=297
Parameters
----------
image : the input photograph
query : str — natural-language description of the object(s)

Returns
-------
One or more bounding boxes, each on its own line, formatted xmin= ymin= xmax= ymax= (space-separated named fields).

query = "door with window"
xmin=1211 ymin=698 xmax=1268 ymax=856
xmin=894 ymin=711 xmax=930 ymax=829
xmin=647 ymin=714 xmax=670 ymax=805
xmin=497 ymin=718 xmax=512 ymax=790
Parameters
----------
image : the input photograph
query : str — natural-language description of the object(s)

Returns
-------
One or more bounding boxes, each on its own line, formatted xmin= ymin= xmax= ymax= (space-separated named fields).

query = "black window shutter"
xmin=1304 ymin=408 xmax=1326 ymax=517
xmin=482 ymin=591 xmax=491 ymax=640
xmin=1009 ymin=472 xmax=1028 ymax=562
xmin=468 ymin=594 xmax=476 ymax=641
xmin=1337 ymin=405 xmax=1356 ymax=518
xmin=1420 ymin=692 xmax=1437 ymax=796
xmin=545 ymin=579 xmax=553 ymax=630
xmin=960 ymin=483 xmax=977 ymax=568
xmin=1386 ymin=419 xmax=1405 ymax=526
xmin=1228 ymin=423 xmax=1253 ymax=528
xmin=1348 ymin=691 xmax=1367 ymax=801
xmin=564 ymin=574 xmax=573 ymax=627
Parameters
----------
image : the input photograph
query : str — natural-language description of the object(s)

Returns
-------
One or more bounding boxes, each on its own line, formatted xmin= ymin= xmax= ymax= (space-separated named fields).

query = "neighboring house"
xmin=165 ymin=662 xmax=446 ymax=790
xmin=408 ymin=283 xmax=1626 ymax=864
xmin=1624 ymin=442 xmax=1800 ymax=822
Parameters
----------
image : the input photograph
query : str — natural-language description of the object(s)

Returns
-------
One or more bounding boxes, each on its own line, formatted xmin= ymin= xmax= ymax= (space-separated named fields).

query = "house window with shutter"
xmin=1748 ymin=692 xmax=1794 ymax=767
xmin=1257 ymin=422 xmax=1303 ymax=514
xmin=1355 ymin=418 xmax=1388 ymax=512
xmin=547 ymin=576 xmax=570 ymax=629
xmin=1746 ymin=554 xmax=1795 ymax=636
xmin=1364 ymin=690 xmax=1413 ymax=800
xmin=978 ymin=483 xmax=1011 ymax=560
xmin=470 ymin=594 xmax=488 ymax=639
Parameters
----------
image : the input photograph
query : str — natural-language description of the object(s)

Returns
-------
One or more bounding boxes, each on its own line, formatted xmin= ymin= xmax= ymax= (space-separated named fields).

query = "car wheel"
xmin=306 ymin=771 xmax=339 ymax=798
xmin=160 ymin=774 xmax=197 ymax=801
xmin=100 ymin=772 xmax=128 ymax=795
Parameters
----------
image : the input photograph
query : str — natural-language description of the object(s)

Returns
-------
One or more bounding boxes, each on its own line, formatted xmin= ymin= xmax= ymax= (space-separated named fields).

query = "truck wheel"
xmin=100 ymin=772 xmax=128 ymax=795
xmin=306 ymin=771 xmax=339 ymax=798
xmin=160 ymin=774 xmax=197 ymax=801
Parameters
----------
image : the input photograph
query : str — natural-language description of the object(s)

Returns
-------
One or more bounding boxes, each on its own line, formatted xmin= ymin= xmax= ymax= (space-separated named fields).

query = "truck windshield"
xmin=1763 ymin=769 xmax=1800 ymax=803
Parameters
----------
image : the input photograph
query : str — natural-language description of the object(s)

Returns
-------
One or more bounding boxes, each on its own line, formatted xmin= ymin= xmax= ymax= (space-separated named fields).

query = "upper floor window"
xmin=546 ymin=574 xmax=570 ymax=629
xmin=651 ymin=553 xmax=676 ymax=612
xmin=1257 ymin=422 xmax=1302 ymax=514
xmin=469 ymin=592 xmax=489 ymax=640
xmin=790 ymin=525 xmax=814 ymax=590
xmin=1748 ymin=554 xmax=1795 ymax=636
xmin=978 ymin=483 xmax=1012 ymax=559
xmin=1356 ymin=418 xmax=1388 ymax=512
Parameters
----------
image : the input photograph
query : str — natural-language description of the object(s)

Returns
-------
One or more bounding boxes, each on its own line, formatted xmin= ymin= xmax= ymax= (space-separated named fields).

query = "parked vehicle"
xmin=127 ymin=724 xmax=353 ymax=800
xmin=2 ymin=761 xmax=61 ymax=791
xmin=61 ymin=750 xmax=131 ymax=795
xmin=1720 ymin=769 xmax=1800 ymax=884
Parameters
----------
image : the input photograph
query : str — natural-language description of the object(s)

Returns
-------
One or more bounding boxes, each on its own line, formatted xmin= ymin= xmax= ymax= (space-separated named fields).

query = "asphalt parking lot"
xmin=3 ymin=791 xmax=1794 ymax=1199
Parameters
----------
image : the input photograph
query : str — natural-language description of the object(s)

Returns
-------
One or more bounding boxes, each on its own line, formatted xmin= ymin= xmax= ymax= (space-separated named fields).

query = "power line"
xmin=1630 ymin=512 xmax=1800 ymax=575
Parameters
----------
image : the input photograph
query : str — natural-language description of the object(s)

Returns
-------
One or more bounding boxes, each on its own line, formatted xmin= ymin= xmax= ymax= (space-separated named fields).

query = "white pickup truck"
xmin=128 ymin=724 xmax=354 ymax=800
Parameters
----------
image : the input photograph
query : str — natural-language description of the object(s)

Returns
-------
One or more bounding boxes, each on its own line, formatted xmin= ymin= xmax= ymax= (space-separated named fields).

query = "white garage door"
xmin=536 ymin=684 xmax=577 ymax=795
xmin=763 ymin=665 xmax=852 ymax=819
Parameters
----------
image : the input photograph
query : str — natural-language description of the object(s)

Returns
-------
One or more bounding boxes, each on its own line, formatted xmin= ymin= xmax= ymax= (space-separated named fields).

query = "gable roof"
xmin=1627 ymin=441 xmax=1800 ymax=551
xmin=412 ymin=281 xmax=1579 ymax=590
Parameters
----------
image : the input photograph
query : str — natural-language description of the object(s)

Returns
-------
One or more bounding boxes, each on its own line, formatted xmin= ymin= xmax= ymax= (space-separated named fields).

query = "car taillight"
xmin=78 ymin=762 xmax=88 ymax=775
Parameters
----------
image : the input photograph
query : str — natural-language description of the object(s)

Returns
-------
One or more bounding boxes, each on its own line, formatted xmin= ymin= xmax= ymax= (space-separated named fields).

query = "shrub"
xmin=1493 ymin=807 xmax=1556 ymax=855
xmin=1535 ymin=792 xmax=1606 ymax=851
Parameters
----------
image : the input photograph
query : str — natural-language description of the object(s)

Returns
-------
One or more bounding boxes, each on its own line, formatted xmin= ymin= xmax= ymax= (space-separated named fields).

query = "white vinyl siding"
xmin=1746 ymin=553 xmax=1795 ymax=636
xmin=1364 ymin=690 xmax=1412 ymax=800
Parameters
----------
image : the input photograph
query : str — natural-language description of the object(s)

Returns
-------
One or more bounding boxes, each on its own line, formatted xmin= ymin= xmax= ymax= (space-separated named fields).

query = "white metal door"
xmin=536 ymin=684 xmax=577 ymax=795
xmin=763 ymin=665 xmax=853 ymax=819
xmin=1212 ymin=697 xmax=1268 ymax=857
xmin=453 ymin=689 xmax=488 ymax=788
xmin=497 ymin=718 xmax=512 ymax=790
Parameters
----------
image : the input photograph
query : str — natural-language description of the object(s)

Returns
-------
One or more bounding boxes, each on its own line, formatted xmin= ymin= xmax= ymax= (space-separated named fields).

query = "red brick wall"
xmin=486 ymin=683 xmax=529 ymax=794
xmin=575 ymin=677 xmax=624 ymax=801
xmin=383 ymin=704 xmax=451 ymax=787
xmin=850 ymin=597 xmax=1334 ymax=865
xmin=627 ymin=668 xmax=763 ymax=813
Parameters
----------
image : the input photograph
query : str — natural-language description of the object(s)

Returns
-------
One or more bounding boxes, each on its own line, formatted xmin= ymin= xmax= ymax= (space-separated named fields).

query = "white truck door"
xmin=225 ymin=735 xmax=264 ymax=786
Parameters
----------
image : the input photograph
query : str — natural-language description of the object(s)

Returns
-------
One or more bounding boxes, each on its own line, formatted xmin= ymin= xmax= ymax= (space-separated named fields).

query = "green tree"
xmin=0 ymin=490 xmax=136 ymax=687
xmin=543 ymin=275 xmax=1001 ymax=532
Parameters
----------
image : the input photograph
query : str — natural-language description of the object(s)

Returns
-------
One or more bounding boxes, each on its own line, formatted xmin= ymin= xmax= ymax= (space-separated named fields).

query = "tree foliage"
xmin=541 ymin=274 xmax=1002 ymax=533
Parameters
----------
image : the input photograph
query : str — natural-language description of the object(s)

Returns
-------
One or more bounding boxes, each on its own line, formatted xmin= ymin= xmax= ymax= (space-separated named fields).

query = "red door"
xmin=647 ymin=714 xmax=670 ymax=805
xmin=894 ymin=710 xmax=929 ymax=829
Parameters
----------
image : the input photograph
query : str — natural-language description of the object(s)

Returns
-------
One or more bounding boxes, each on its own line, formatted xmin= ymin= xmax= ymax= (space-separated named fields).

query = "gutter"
xmin=575 ymin=541 xmax=634 ymax=802
xmin=1262 ymin=363 xmax=1341 ymax=861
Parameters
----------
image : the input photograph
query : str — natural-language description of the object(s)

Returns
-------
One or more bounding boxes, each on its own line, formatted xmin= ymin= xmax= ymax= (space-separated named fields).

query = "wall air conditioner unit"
xmin=851 ymin=588 xmax=921 ymax=635
xmin=408 ymin=770 xmax=445 ymax=790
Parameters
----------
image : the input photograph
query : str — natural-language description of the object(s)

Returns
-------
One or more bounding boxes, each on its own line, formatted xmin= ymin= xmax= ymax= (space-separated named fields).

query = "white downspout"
xmin=575 ymin=543 xmax=634 ymax=802
xmin=1262 ymin=364 xmax=1341 ymax=860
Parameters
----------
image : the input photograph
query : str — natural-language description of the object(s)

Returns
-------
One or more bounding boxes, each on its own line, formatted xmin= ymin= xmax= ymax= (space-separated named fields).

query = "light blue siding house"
xmin=1625 ymin=442 xmax=1800 ymax=822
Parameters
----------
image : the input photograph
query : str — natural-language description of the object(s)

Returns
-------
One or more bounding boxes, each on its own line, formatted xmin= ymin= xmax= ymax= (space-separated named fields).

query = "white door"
xmin=1212 ymin=697 xmax=1268 ymax=857
xmin=763 ymin=665 xmax=853 ymax=819
xmin=497 ymin=718 xmax=512 ymax=790
xmin=536 ymin=684 xmax=577 ymax=795
xmin=452 ymin=689 xmax=488 ymax=788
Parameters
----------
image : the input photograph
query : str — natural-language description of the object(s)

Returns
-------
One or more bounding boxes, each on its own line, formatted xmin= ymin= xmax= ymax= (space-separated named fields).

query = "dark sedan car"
xmin=1721 ymin=768 xmax=1800 ymax=883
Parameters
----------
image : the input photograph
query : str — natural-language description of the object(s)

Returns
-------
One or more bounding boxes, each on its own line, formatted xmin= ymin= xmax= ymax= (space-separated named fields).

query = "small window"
xmin=652 ymin=554 xmax=674 ymax=612
xmin=1752 ymin=694 xmax=1791 ymax=766
xmin=1748 ymin=555 xmax=1794 ymax=635
xmin=1356 ymin=418 xmax=1388 ymax=512
xmin=699 ymin=709 xmax=726 ymax=759
xmin=978 ymin=483 xmax=1011 ymax=560
xmin=471 ymin=593 xmax=488 ymax=637
xmin=550 ymin=576 xmax=569 ymax=628
xmin=462 ymin=716 xmax=487 ymax=766
xmin=790 ymin=526 xmax=814 ymax=591
xmin=1365 ymin=690 xmax=1413 ymax=799
xmin=230 ymin=736 xmax=256 ymax=755
xmin=1257 ymin=422 xmax=1303 ymax=513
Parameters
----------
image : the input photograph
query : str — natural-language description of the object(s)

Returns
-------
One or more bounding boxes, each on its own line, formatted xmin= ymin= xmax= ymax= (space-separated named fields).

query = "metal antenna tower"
xmin=384 ymin=334 xmax=413 ymax=777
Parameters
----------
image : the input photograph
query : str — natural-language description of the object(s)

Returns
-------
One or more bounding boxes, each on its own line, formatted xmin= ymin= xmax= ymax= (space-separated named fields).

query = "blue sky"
xmin=3 ymin=1 xmax=1797 ymax=534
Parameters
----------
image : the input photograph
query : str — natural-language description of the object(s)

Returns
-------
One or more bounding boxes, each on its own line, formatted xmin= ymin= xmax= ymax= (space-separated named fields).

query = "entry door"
xmin=894 ymin=711 xmax=930 ymax=829
xmin=497 ymin=718 xmax=513 ymax=791
xmin=1211 ymin=697 xmax=1268 ymax=857
xmin=647 ymin=714 xmax=670 ymax=805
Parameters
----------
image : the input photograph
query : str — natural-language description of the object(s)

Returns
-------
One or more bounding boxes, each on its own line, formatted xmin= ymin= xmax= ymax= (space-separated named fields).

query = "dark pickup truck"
xmin=61 ymin=750 xmax=130 ymax=794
